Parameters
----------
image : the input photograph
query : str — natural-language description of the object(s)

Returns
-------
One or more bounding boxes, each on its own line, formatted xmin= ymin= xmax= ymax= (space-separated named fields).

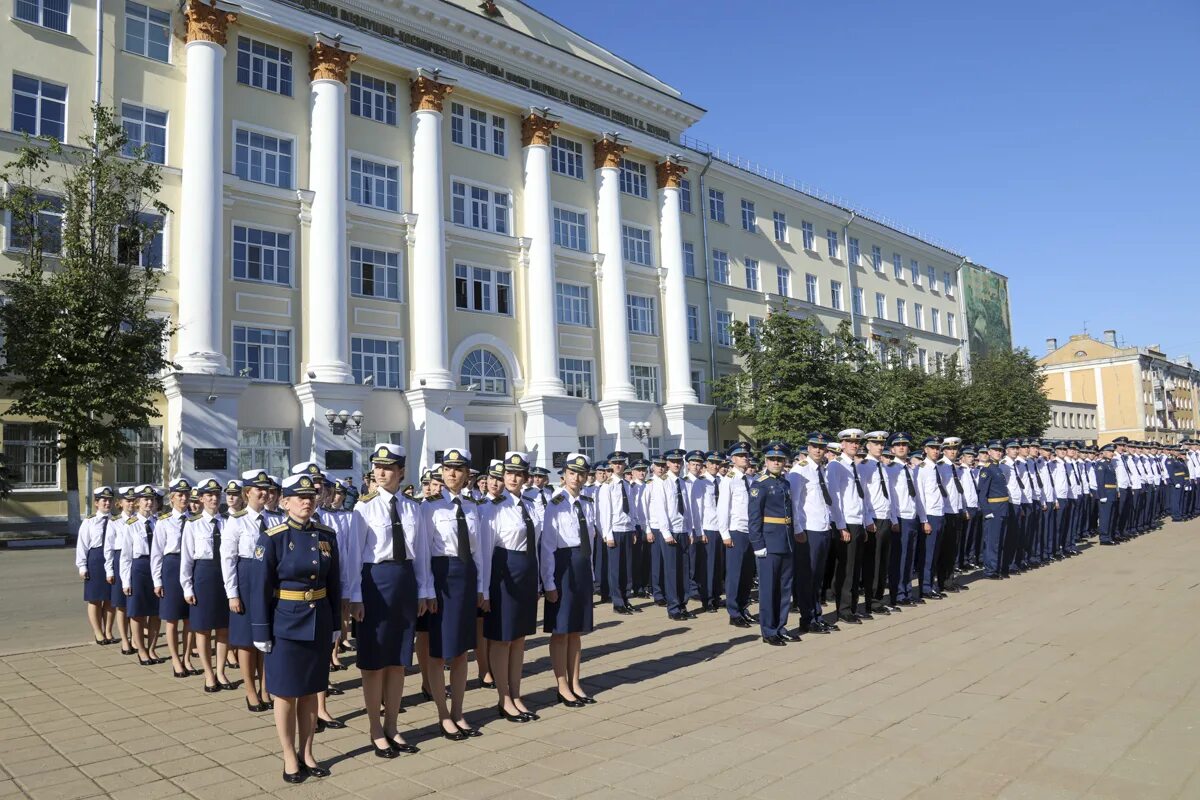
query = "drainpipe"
xmin=86 ymin=0 xmax=105 ymax=514
xmin=695 ymin=154 xmax=717 ymax=444
xmin=841 ymin=211 xmax=857 ymax=336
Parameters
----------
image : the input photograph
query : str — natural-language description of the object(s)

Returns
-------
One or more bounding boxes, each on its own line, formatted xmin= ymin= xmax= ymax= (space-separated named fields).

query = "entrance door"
xmin=469 ymin=434 xmax=509 ymax=474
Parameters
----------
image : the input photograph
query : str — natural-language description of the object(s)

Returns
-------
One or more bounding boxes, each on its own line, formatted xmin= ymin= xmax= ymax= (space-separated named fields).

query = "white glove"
xmin=254 ymin=641 xmax=272 ymax=653
xmin=753 ymin=548 xmax=767 ymax=558
xmin=985 ymin=514 xmax=994 ymax=520
xmin=1099 ymin=498 xmax=1107 ymax=504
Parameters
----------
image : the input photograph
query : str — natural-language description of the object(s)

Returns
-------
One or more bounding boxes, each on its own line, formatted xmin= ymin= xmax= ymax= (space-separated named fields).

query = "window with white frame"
xmin=875 ymin=292 xmax=886 ymax=319
xmin=351 ymin=336 xmax=403 ymax=388
xmin=350 ymin=245 xmax=400 ymax=301
xmin=776 ymin=265 xmax=791 ymax=297
xmin=619 ymin=158 xmax=648 ymax=199
xmin=896 ymin=298 xmax=907 ymax=325
xmin=830 ymin=280 xmax=843 ymax=310
xmin=2 ymin=423 xmax=57 ymax=488
xmin=715 ymin=310 xmax=733 ymax=347
xmin=848 ymin=237 xmax=861 ymax=266
xmin=740 ymin=199 xmax=756 ymax=232
xmin=555 ymin=282 xmax=591 ymax=327
xmin=350 ymin=156 xmax=399 ymax=212
xmin=454 ymin=264 xmax=512 ymax=315
xmin=943 ymin=271 xmax=953 ymax=295
xmin=349 ymin=72 xmax=396 ymax=125
xmin=238 ymin=429 xmax=291 ymax=477
xmin=124 ymin=1 xmax=170 ymax=61
xmin=773 ymin=211 xmax=787 ymax=242
xmin=747 ymin=315 xmax=763 ymax=345
xmin=690 ymin=369 xmax=704 ymax=403
xmin=947 ymin=312 xmax=956 ymax=338
xmin=853 ymin=287 xmax=864 ymax=315
xmin=116 ymin=426 xmax=162 ymax=485
xmin=120 ymin=103 xmax=167 ymax=164
xmin=233 ymin=325 xmax=291 ymax=382
xmin=577 ymin=435 xmax=596 ymax=461
xmin=629 ymin=365 xmax=660 ymax=403
xmin=621 ymin=225 xmax=653 ymax=267
xmin=910 ymin=259 xmax=920 ymax=284
xmin=552 ymin=206 xmax=588 ymax=251
xmin=7 ymin=193 xmax=64 ymax=254
xmin=644 ymin=436 xmax=662 ymax=460
xmin=16 ymin=0 xmax=68 ymax=32
xmin=927 ymin=265 xmax=937 ymax=289
xmin=708 ymin=188 xmax=725 ymax=222
xmin=679 ymin=178 xmax=692 ymax=213
xmin=918 ymin=348 xmax=928 ymax=372
xmin=826 ymin=229 xmax=839 ymax=259
xmin=805 ymin=273 xmax=818 ymax=305
xmin=913 ymin=303 xmax=924 ymax=330
xmin=116 ymin=212 xmax=164 ymax=269
xmin=893 ymin=252 xmax=903 ymax=279
xmin=449 ymin=102 xmax=505 ymax=156
xmin=687 ymin=305 xmax=700 ymax=343
xmin=234 ymin=127 xmax=293 ymax=188
xmin=625 ymin=294 xmax=657 ymax=336
xmin=236 ymin=37 xmax=292 ymax=96
xmin=712 ymin=249 xmax=730 ymax=284
xmin=550 ymin=135 xmax=583 ymax=178
xmin=744 ymin=258 xmax=760 ymax=291
xmin=460 ymin=349 xmax=507 ymax=394
xmin=935 ymin=352 xmax=945 ymax=373
xmin=233 ymin=225 xmax=291 ymax=285
xmin=801 ymin=220 xmax=814 ymax=250
xmin=558 ymin=357 xmax=594 ymax=400
xmin=931 ymin=307 xmax=940 ymax=334
xmin=12 ymin=75 xmax=66 ymax=140
xmin=875 ymin=340 xmax=887 ymax=364
xmin=451 ymin=180 xmax=510 ymax=234
xmin=871 ymin=245 xmax=882 ymax=272
xmin=683 ymin=242 xmax=696 ymax=277
xmin=361 ymin=431 xmax=403 ymax=466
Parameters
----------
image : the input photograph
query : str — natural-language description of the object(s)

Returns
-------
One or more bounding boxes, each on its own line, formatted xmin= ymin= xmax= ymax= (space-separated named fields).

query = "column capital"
xmin=521 ymin=113 xmax=559 ymax=148
xmin=593 ymin=137 xmax=627 ymax=170
xmin=410 ymin=76 xmax=454 ymax=113
xmin=656 ymin=159 xmax=688 ymax=190
xmin=309 ymin=35 xmax=359 ymax=83
xmin=184 ymin=0 xmax=238 ymax=46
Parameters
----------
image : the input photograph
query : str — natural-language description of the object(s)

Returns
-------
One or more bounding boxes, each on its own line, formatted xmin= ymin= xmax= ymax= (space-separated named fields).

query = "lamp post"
xmin=325 ymin=409 xmax=363 ymax=436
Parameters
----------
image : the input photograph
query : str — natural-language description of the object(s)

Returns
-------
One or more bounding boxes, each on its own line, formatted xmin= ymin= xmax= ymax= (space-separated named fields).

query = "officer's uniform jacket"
xmin=716 ymin=468 xmax=752 ymax=542
xmin=1096 ymin=458 xmax=1118 ymax=502
xmin=251 ymin=517 xmax=341 ymax=644
xmin=539 ymin=488 xmax=596 ymax=592
xmin=748 ymin=472 xmax=795 ymax=555
xmin=647 ymin=471 xmax=690 ymax=541
xmin=977 ymin=463 xmax=1012 ymax=517
xmin=119 ymin=513 xmax=156 ymax=588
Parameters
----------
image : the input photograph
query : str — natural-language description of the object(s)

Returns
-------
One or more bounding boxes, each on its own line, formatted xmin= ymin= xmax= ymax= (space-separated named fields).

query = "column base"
xmin=164 ymin=373 xmax=248 ymax=482
xmin=519 ymin=394 xmax=587 ymax=470
xmin=293 ymin=382 xmax=372 ymax=477
xmin=405 ymin=387 xmax=475 ymax=469
xmin=663 ymin=403 xmax=715 ymax=451
xmin=597 ymin=398 xmax=660 ymax=454
xmin=412 ymin=369 xmax=457 ymax=392
xmin=173 ymin=351 xmax=228 ymax=375
xmin=305 ymin=361 xmax=356 ymax=385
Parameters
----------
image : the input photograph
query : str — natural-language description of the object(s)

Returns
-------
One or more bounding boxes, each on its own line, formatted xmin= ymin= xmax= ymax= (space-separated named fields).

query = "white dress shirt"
xmin=827 ymin=455 xmax=874 ymax=527
xmin=596 ymin=476 xmax=638 ymax=543
xmin=539 ymin=489 xmax=596 ymax=592
xmin=119 ymin=514 xmax=156 ymax=588
xmin=647 ymin=472 xmax=690 ymax=541
xmin=75 ymin=513 xmax=110 ymax=575
xmin=180 ymin=511 xmax=224 ymax=598
xmin=716 ymin=468 xmax=751 ymax=541
xmin=1035 ymin=459 xmax=1056 ymax=505
xmin=916 ymin=459 xmax=946 ymax=517
xmin=887 ymin=462 xmax=926 ymax=522
xmin=958 ymin=465 xmax=979 ymax=509
xmin=348 ymin=487 xmax=432 ymax=603
xmin=103 ymin=512 xmax=132 ymax=579
xmin=793 ymin=459 xmax=837 ymax=530
xmin=151 ymin=509 xmax=190 ymax=589
xmin=421 ymin=494 xmax=487 ymax=597
xmin=937 ymin=457 xmax=964 ymax=514
xmin=1000 ymin=458 xmax=1024 ymax=502
xmin=863 ymin=456 xmax=896 ymax=522
xmin=219 ymin=507 xmax=273 ymax=600
xmin=690 ymin=474 xmax=720 ymax=537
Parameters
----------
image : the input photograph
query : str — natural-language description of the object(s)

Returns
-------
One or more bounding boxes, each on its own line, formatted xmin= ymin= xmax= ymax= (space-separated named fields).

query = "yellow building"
xmin=1039 ymin=330 xmax=1200 ymax=445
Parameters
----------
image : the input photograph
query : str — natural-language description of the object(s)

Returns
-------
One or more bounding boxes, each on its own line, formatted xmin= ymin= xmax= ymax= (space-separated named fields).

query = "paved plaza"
xmin=1 ymin=520 xmax=1199 ymax=800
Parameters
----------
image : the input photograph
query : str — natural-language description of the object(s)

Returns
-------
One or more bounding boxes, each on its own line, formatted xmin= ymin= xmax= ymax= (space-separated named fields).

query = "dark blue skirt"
xmin=189 ymin=558 xmax=229 ymax=631
xmin=485 ymin=547 xmax=538 ymax=642
xmin=83 ymin=547 xmax=107 ymax=603
xmin=227 ymin=558 xmax=258 ymax=648
xmin=127 ymin=557 xmax=159 ymax=619
xmin=358 ymin=561 xmax=417 ymax=670
xmin=266 ymin=634 xmax=329 ymax=698
xmin=159 ymin=553 xmax=188 ymax=622
xmin=544 ymin=546 xmax=594 ymax=635
xmin=428 ymin=556 xmax=477 ymax=660
xmin=110 ymin=550 xmax=126 ymax=609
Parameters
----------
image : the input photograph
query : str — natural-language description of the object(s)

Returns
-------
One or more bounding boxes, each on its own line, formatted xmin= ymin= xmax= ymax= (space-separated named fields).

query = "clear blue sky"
xmin=529 ymin=0 xmax=1200 ymax=359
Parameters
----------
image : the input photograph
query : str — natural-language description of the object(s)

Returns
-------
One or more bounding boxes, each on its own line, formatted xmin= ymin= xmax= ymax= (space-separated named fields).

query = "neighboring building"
xmin=959 ymin=261 xmax=1012 ymax=363
xmin=1040 ymin=331 xmax=1200 ymax=445
xmin=0 ymin=0 xmax=1000 ymax=524
xmin=1044 ymin=400 xmax=1098 ymax=444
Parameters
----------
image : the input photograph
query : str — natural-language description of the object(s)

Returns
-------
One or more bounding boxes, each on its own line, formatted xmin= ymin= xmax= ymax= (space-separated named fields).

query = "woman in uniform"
xmin=420 ymin=449 xmax=486 ymax=741
xmin=483 ymin=453 xmax=542 ymax=721
xmin=223 ymin=470 xmax=278 ymax=710
xmin=106 ymin=487 xmax=136 ymax=654
xmin=182 ymin=478 xmax=233 ymax=692
xmin=348 ymin=443 xmax=428 ymax=757
xmin=474 ymin=461 xmax=505 ymax=690
xmin=154 ymin=479 xmax=197 ymax=677
xmin=252 ymin=474 xmax=340 ymax=783
xmin=77 ymin=486 xmax=115 ymax=644
xmin=541 ymin=453 xmax=597 ymax=708
xmin=121 ymin=485 xmax=163 ymax=664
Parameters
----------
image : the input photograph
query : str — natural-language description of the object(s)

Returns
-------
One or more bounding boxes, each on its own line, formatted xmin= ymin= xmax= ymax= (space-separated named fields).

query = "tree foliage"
xmin=961 ymin=348 xmax=1050 ymax=441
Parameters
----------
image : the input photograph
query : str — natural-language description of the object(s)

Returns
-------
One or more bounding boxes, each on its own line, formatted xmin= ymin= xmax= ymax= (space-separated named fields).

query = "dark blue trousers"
xmin=1098 ymin=495 xmax=1116 ymax=541
xmin=920 ymin=515 xmax=943 ymax=595
xmin=655 ymin=531 xmax=687 ymax=616
xmin=724 ymin=530 xmax=755 ymax=619
xmin=889 ymin=518 xmax=919 ymax=603
xmin=805 ymin=528 xmax=832 ymax=620
xmin=607 ymin=530 xmax=634 ymax=608
xmin=756 ymin=551 xmax=792 ymax=638
xmin=982 ymin=509 xmax=1005 ymax=577
xmin=691 ymin=530 xmax=723 ymax=608
xmin=593 ymin=533 xmax=610 ymax=599
xmin=650 ymin=531 xmax=665 ymax=602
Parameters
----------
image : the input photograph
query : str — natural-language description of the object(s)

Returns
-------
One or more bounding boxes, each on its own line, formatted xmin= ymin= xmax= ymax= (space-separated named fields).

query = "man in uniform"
xmin=915 ymin=437 xmax=947 ymax=599
xmin=690 ymin=452 xmax=724 ymax=613
xmin=937 ymin=437 xmax=967 ymax=593
xmin=1095 ymin=443 xmax=1120 ymax=543
xmin=861 ymin=431 xmax=896 ymax=615
xmin=827 ymin=429 xmax=875 ymax=622
xmin=597 ymin=451 xmax=639 ymax=615
xmin=748 ymin=442 xmax=799 ymax=646
xmin=885 ymin=433 xmax=925 ymax=607
xmin=717 ymin=442 xmax=758 ymax=629
xmin=976 ymin=441 xmax=1011 ymax=579
xmin=646 ymin=449 xmax=694 ymax=621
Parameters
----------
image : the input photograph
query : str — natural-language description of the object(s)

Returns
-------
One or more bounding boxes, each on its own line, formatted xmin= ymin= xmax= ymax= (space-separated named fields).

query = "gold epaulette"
xmin=157 ymin=511 xmax=172 ymax=521
xmin=266 ymin=523 xmax=288 ymax=536
xmin=359 ymin=490 xmax=378 ymax=503
xmin=551 ymin=493 xmax=565 ymax=505
xmin=125 ymin=516 xmax=138 ymax=525
xmin=230 ymin=509 xmax=247 ymax=518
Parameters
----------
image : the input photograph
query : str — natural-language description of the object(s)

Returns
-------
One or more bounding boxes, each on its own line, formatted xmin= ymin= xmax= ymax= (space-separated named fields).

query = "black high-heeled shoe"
xmin=556 ymin=692 xmax=585 ymax=708
xmin=172 ymin=667 xmax=189 ymax=679
xmin=574 ymin=693 xmax=596 ymax=705
xmin=480 ymin=678 xmax=496 ymax=689
xmin=282 ymin=768 xmax=305 ymax=784
xmin=315 ymin=717 xmax=346 ymax=733
xmin=187 ymin=667 xmax=203 ymax=676
xmin=137 ymin=656 xmax=156 ymax=666
xmin=93 ymin=638 xmax=106 ymax=646
xmin=203 ymin=683 xmax=221 ymax=693
xmin=372 ymin=738 xmax=398 ymax=759
xmin=120 ymin=647 xmax=136 ymax=656
xmin=440 ymin=724 xmax=467 ymax=742
xmin=246 ymin=698 xmax=269 ymax=713
xmin=497 ymin=704 xmax=529 ymax=723
xmin=387 ymin=735 xmax=419 ymax=754
xmin=302 ymin=763 xmax=330 ymax=778
xmin=457 ymin=724 xmax=482 ymax=738
xmin=515 ymin=706 xmax=539 ymax=720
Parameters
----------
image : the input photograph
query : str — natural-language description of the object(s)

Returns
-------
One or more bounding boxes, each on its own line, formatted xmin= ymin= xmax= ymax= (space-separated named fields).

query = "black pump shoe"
xmin=282 ymin=769 xmax=306 ymax=784
xmin=497 ymin=704 xmax=529 ymax=723
xmin=556 ymin=692 xmax=585 ymax=708
xmin=387 ymin=736 xmax=419 ymax=754
xmin=302 ymin=763 xmax=330 ymax=778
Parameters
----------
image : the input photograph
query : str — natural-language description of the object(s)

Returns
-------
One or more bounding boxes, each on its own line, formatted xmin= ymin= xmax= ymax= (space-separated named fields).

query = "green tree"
xmin=0 ymin=105 xmax=172 ymax=532
xmin=961 ymin=348 xmax=1050 ymax=442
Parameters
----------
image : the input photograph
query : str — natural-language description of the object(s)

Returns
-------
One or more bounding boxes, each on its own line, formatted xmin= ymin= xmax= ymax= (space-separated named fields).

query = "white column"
xmin=521 ymin=113 xmax=565 ymax=397
xmin=594 ymin=138 xmax=636 ymax=401
xmin=176 ymin=2 xmax=238 ymax=374
xmin=409 ymin=75 xmax=455 ymax=390
xmin=657 ymin=160 xmax=698 ymax=405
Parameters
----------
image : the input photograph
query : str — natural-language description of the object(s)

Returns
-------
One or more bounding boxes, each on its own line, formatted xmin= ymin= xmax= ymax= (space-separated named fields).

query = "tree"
xmin=961 ymin=348 xmax=1050 ymax=442
xmin=0 ymin=105 xmax=172 ymax=532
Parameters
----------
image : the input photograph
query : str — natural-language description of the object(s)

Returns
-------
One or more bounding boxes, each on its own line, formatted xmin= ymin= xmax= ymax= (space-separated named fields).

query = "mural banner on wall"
xmin=962 ymin=263 xmax=1013 ymax=360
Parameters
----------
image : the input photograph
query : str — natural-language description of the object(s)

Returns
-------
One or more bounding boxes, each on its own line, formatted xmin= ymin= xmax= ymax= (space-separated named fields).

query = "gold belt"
xmin=987 ymin=497 xmax=1010 ymax=504
xmin=763 ymin=516 xmax=792 ymax=525
xmin=276 ymin=588 xmax=326 ymax=601
xmin=1104 ymin=484 xmax=1117 ymax=489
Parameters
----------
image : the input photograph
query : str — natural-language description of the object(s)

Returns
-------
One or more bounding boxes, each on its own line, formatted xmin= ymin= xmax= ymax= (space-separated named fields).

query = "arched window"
xmin=460 ymin=348 xmax=507 ymax=395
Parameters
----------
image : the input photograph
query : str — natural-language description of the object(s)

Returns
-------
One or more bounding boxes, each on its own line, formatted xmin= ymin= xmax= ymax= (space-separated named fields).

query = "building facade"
xmin=1044 ymin=400 xmax=1098 ymax=444
xmin=1 ymin=0 xmax=989 ymax=523
xmin=1040 ymin=331 xmax=1200 ymax=445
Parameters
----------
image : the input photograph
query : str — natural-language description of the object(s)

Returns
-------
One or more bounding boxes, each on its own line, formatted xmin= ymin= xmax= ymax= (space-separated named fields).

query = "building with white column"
xmin=0 ymin=0 xmax=994 ymax=524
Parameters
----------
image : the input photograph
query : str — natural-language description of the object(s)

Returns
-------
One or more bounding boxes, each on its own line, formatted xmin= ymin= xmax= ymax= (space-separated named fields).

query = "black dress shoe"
xmin=575 ymin=694 xmax=596 ymax=705
xmin=173 ymin=668 xmax=189 ymax=679
xmin=958 ymin=584 xmax=970 ymax=591
xmin=302 ymin=763 xmax=330 ymax=778
xmin=387 ymin=736 xmax=419 ymax=753
xmin=654 ymin=599 xmax=668 ymax=607
xmin=613 ymin=606 xmax=632 ymax=615
xmin=946 ymin=586 xmax=961 ymax=593
xmin=480 ymin=679 xmax=496 ymax=689
xmin=986 ymin=574 xmax=1003 ymax=580
xmin=857 ymin=612 xmax=874 ymax=621
xmin=627 ymin=604 xmax=642 ymax=613
xmin=246 ymin=698 xmax=269 ymax=713
xmin=781 ymin=631 xmax=802 ymax=642
xmin=871 ymin=605 xmax=892 ymax=616
xmin=316 ymin=717 xmax=346 ymax=732
xmin=556 ymin=692 xmax=585 ymax=708
xmin=282 ymin=769 xmax=306 ymax=784
xmin=203 ymin=683 xmax=221 ymax=693
xmin=837 ymin=613 xmax=862 ymax=625
xmin=137 ymin=657 xmax=156 ymax=666
xmin=457 ymin=725 xmax=483 ymax=737
xmin=728 ymin=616 xmax=752 ymax=628
xmin=668 ymin=613 xmax=691 ymax=621
xmin=120 ymin=648 xmax=137 ymax=656
xmin=188 ymin=668 xmax=204 ymax=676
xmin=498 ymin=704 xmax=529 ymax=723
xmin=440 ymin=726 xmax=468 ymax=741
xmin=762 ymin=635 xmax=786 ymax=646
xmin=217 ymin=680 xmax=237 ymax=690
xmin=325 ymin=685 xmax=344 ymax=696
xmin=742 ymin=612 xmax=760 ymax=623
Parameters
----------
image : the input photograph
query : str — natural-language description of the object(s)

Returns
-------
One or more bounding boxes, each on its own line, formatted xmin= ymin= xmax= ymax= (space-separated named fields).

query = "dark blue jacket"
xmin=747 ymin=473 xmax=795 ymax=555
xmin=251 ymin=517 xmax=341 ymax=644
xmin=976 ymin=464 xmax=1010 ymax=517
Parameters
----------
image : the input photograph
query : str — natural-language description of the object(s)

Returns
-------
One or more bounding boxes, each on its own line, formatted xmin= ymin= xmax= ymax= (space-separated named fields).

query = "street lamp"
xmin=325 ymin=408 xmax=363 ymax=436
xmin=628 ymin=421 xmax=651 ymax=442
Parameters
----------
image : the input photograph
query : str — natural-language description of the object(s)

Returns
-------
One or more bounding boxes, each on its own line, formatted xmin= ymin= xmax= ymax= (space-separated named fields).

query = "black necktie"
xmin=518 ymin=497 xmax=536 ymax=554
xmin=1012 ymin=462 xmax=1026 ymax=490
xmin=950 ymin=463 xmax=964 ymax=496
xmin=144 ymin=519 xmax=153 ymax=549
xmin=849 ymin=461 xmax=864 ymax=498
xmin=539 ymin=490 xmax=547 ymax=508
xmin=934 ymin=463 xmax=948 ymax=497
xmin=876 ymin=461 xmax=889 ymax=499
xmin=675 ymin=476 xmax=685 ymax=516
xmin=574 ymin=499 xmax=591 ymax=561
xmin=904 ymin=465 xmax=918 ymax=498
xmin=713 ymin=477 xmax=720 ymax=503
xmin=818 ymin=464 xmax=833 ymax=506
xmin=1064 ymin=461 xmax=1074 ymax=485
xmin=1032 ymin=461 xmax=1044 ymax=489
xmin=258 ymin=514 xmax=267 ymax=535
xmin=99 ymin=516 xmax=109 ymax=548
xmin=620 ymin=480 xmax=629 ymax=514
xmin=211 ymin=518 xmax=221 ymax=558
xmin=390 ymin=496 xmax=408 ymax=562
xmin=452 ymin=498 xmax=471 ymax=560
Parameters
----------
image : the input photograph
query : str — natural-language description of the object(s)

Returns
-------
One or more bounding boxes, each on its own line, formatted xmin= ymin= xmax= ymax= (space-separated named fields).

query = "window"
xmin=947 ymin=312 xmax=956 ymax=338
xmin=644 ymin=436 xmax=662 ymax=460
xmin=553 ymin=207 xmax=588 ymax=251
xmin=16 ymin=0 xmax=68 ymax=31
xmin=621 ymin=225 xmax=653 ymax=267
xmin=238 ymin=429 xmax=291 ymax=477
xmin=236 ymin=37 xmax=292 ymax=96
xmin=361 ymin=432 xmax=403 ymax=466
xmin=740 ymin=199 xmax=756 ymax=232
xmin=120 ymin=103 xmax=167 ymax=164
xmin=558 ymin=358 xmax=594 ymax=400
xmin=690 ymin=369 xmax=704 ymax=403
xmin=943 ymin=271 xmax=954 ymax=295
xmin=913 ymin=303 xmax=924 ymax=330
xmin=744 ymin=258 xmax=760 ymax=291
xmin=555 ymin=282 xmax=591 ymax=327
xmin=773 ymin=211 xmax=787 ymax=243
xmin=875 ymin=340 xmax=887 ymax=364
xmin=848 ymin=237 xmax=860 ymax=266
xmin=830 ymin=280 xmax=843 ymax=310
xmin=351 ymin=337 xmax=403 ymax=389
xmin=350 ymin=246 xmax=400 ymax=300
xmin=712 ymin=249 xmax=730 ymax=284
xmin=117 ymin=212 xmax=164 ymax=268
xmin=350 ymin=72 xmax=397 ymax=125
xmin=801 ymin=221 xmax=814 ymax=250
xmin=896 ymin=298 xmax=907 ymax=325
xmin=124 ymin=1 xmax=170 ymax=61
xmin=893 ymin=252 xmax=903 ymax=279
xmin=7 ymin=193 xmax=64 ymax=254
xmin=460 ymin=349 xmax=507 ymax=394
xmin=715 ymin=310 xmax=733 ymax=347
xmin=918 ymin=348 xmax=928 ymax=372
xmin=619 ymin=158 xmax=648 ymax=198
xmin=233 ymin=325 xmax=291 ymax=382
xmin=826 ymin=229 xmax=839 ymax=259
xmin=116 ymin=427 xmax=162 ymax=485
xmin=708 ymin=189 xmax=725 ymax=222
xmin=679 ymin=178 xmax=692 ymax=213
xmin=449 ymin=102 xmax=506 ymax=156
xmin=12 ymin=75 xmax=66 ymax=140
xmin=875 ymin=292 xmax=886 ymax=319
xmin=350 ymin=156 xmax=399 ymax=211
xmin=776 ymin=266 xmax=791 ymax=297
xmin=935 ymin=352 xmax=945 ymax=373
xmin=577 ymin=435 xmax=596 ymax=461
xmin=683 ymin=242 xmax=696 ymax=277
xmin=687 ymin=305 xmax=700 ymax=343
xmin=451 ymin=180 xmax=510 ymax=234
xmin=550 ymin=135 xmax=583 ymax=178
xmin=234 ymin=128 xmax=293 ymax=188
xmin=454 ymin=264 xmax=512 ymax=315
xmin=233 ymin=225 xmax=291 ymax=285
xmin=805 ymin=273 xmax=818 ymax=305
xmin=2 ymin=423 xmax=57 ymax=489
xmin=910 ymin=259 xmax=920 ymax=284
xmin=927 ymin=265 xmax=937 ymax=290
xmin=626 ymin=294 xmax=657 ymax=336
xmin=872 ymin=245 xmax=882 ymax=272
xmin=853 ymin=287 xmax=864 ymax=316
xmin=630 ymin=365 xmax=660 ymax=403
xmin=747 ymin=316 xmax=763 ymax=345
xmin=931 ymin=308 xmax=940 ymax=334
